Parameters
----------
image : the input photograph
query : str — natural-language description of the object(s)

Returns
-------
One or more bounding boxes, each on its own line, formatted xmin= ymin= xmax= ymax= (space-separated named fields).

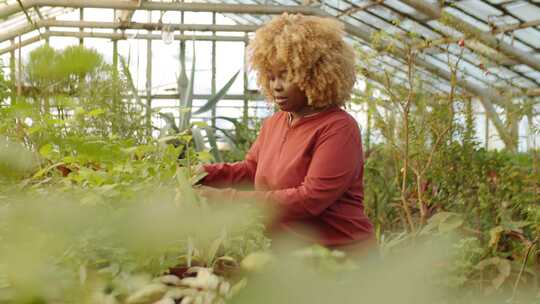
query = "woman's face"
xmin=268 ymin=67 xmax=309 ymax=113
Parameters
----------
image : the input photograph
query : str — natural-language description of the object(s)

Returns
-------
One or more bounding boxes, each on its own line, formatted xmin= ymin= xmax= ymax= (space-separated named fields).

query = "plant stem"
xmin=510 ymin=236 xmax=539 ymax=303
xmin=400 ymin=49 xmax=415 ymax=233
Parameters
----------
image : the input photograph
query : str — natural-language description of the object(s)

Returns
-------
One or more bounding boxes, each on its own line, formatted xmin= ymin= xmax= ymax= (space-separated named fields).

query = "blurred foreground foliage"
xmin=0 ymin=40 xmax=538 ymax=304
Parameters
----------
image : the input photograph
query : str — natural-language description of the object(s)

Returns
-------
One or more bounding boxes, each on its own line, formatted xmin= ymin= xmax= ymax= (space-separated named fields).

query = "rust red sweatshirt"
xmin=201 ymin=106 xmax=373 ymax=247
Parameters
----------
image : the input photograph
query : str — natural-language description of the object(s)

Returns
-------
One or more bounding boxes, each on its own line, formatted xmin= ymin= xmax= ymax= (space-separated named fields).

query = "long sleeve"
xmin=233 ymin=120 xmax=363 ymax=220
xmin=201 ymin=124 xmax=263 ymax=188
xmin=198 ymin=109 xmax=372 ymax=246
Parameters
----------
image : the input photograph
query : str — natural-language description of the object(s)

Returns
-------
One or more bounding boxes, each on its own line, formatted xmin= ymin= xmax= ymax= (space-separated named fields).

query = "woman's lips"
xmin=275 ymin=97 xmax=288 ymax=104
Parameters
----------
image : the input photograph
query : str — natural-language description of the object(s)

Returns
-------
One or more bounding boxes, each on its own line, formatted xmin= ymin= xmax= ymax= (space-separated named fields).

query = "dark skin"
xmin=196 ymin=67 xmax=327 ymax=198
xmin=268 ymin=66 xmax=325 ymax=125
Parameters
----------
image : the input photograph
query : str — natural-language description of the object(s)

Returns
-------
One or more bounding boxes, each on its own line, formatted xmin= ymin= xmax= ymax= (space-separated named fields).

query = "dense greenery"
xmin=0 ymin=45 xmax=267 ymax=304
xmin=354 ymin=30 xmax=540 ymax=302
xmin=0 ymin=42 xmax=538 ymax=304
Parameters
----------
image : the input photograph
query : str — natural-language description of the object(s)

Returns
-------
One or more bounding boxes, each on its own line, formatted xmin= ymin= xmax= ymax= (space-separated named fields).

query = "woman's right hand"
xmin=190 ymin=164 xmax=208 ymax=185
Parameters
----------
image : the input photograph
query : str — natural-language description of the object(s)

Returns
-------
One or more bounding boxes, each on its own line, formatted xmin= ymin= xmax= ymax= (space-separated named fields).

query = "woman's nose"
xmin=272 ymin=78 xmax=284 ymax=91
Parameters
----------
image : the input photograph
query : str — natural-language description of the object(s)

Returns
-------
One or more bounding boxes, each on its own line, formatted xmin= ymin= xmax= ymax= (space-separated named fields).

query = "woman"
xmin=197 ymin=13 xmax=374 ymax=254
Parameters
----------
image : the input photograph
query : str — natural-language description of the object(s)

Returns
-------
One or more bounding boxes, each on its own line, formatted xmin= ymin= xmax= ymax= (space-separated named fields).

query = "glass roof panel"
xmin=488 ymin=14 xmax=520 ymax=28
xmin=398 ymin=19 xmax=442 ymax=39
xmin=342 ymin=14 xmax=371 ymax=30
xmin=353 ymin=11 xmax=404 ymax=34
xmin=487 ymin=0 xmax=517 ymax=4
xmin=427 ymin=20 xmax=465 ymax=37
xmin=444 ymin=7 xmax=491 ymax=31
xmin=367 ymin=5 xmax=400 ymax=22
xmin=527 ymin=71 xmax=540 ymax=79
xmin=325 ymin=0 xmax=349 ymax=11
xmin=496 ymin=67 xmax=520 ymax=79
xmin=499 ymin=35 xmax=534 ymax=51
xmin=504 ymin=1 xmax=540 ymax=21
xmin=0 ymin=0 xmax=536 ymax=101
xmin=381 ymin=0 xmax=418 ymax=15
xmin=513 ymin=28 xmax=540 ymax=48
xmin=512 ymin=77 xmax=537 ymax=88
xmin=513 ymin=64 xmax=536 ymax=73
xmin=455 ymin=0 xmax=503 ymax=22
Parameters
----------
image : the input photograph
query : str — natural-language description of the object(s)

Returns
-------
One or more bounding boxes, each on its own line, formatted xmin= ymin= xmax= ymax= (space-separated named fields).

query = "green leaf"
xmin=28 ymin=124 xmax=43 ymax=134
xmin=489 ymin=226 xmax=504 ymax=248
xmin=214 ymin=116 xmax=240 ymax=127
xmin=31 ymin=162 xmax=65 ymax=179
xmin=192 ymin=70 xmax=240 ymax=115
xmin=39 ymin=143 xmax=53 ymax=158
xmin=196 ymin=151 xmax=214 ymax=163
xmin=214 ymin=127 xmax=236 ymax=143
xmin=120 ymin=56 xmax=145 ymax=109
xmin=192 ymin=121 xmax=209 ymax=128
xmin=438 ymin=215 xmax=463 ymax=233
xmin=158 ymin=112 xmax=180 ymax=134
xmin=187 ymin=237 xmax=194 ymax=268
xmin=475 ymin=257 xmax=512 ymax=291
xmin=204 ymin=127 xmax=223 ymax=163
xmin=190 ymin=167 xmax=208 ymax=186
xmin=206 ymin=231 xmax=226 ymax=266
xmin=191 ymin=128 xmax=205 ymax=152
xmin=88 ymin=108 xmax=105 ymax=117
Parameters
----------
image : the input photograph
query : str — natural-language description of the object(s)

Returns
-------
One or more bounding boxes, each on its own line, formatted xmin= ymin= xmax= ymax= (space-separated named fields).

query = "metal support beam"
xmin=152 ymin=94 xmax=265 ymax=101
xmin=492 ymin=18 xmax=540 ymax=34
xmin=329 ymin=8 xmax=518 ymax=149
xmin=346 ymin=12 xmax=516 ymax=148
xmin=0 ymin=19 xmax=258 ymax=44
xmin=211 ymin=12 xmax=217 ymax=128
xmin=79 ymin=8 xmax=84 ymax=45
xmin=527 ymin=88 xmax=540 ymax=97
xmin=9 ymin=39 xmax=16 ymax=104
xmin=243 ymin=32 xmax=249 ymax=123
xmin=0 ymin=35 xmax=41 ymax=55
xmin=1 ymin=0 xmax=531 ymax=146
xmin=0 ymin=1 xmax=522 ymax=98
xmin=400 ymin=0 xmax=540 ymax=73
xmin=33 ymin=5 xmax=48 ymax=44
xmin=337 ymin=0 xmax=383 ymax=18
xmin=0 ymin=1 xmax=318 ymax=20
xmin=15 ymin=0 xmax=41 ymax=39
xmin=41 ymin=19 xmax=259 ymax=32
xmin=17 ymin=36 xmax=22 ymax=97
xmin=0 ymin=31 xmax=245 ymax=55
xmin=336 ymin=12 xmax=506 ymax=105
xmin=178 ymin=7 xmax=185 ymax=128
xmin=146 ymin=11 xmax=152 ymax=137
xmin=399 ymin=0 xmax=441 ymax=19
xmin=44 ymin=31 xmax=248 ymax=42
xmin=0 ymin=23 xmax=35 ymax=43
xmin=419 ymin=37 xmax=520 ymax=66
xmin=478 ymin=96 xmax=517 ymax=150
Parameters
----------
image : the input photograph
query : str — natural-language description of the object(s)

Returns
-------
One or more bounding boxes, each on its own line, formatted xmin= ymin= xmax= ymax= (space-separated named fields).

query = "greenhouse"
xmin=0 ymin=0 xmax=539 ymax=303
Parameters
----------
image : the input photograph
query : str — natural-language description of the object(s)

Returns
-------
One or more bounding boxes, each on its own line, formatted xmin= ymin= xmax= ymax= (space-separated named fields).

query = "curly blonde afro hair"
xmin=247 ymin=13 xmax=356 ymax=108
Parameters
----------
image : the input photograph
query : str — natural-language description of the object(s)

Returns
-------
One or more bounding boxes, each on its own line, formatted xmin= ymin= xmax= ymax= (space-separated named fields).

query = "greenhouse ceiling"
xmin=1 ymin=0 xmax=539 ymax=106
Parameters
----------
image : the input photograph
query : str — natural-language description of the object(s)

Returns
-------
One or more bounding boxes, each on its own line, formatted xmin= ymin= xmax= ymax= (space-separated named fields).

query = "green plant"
xmin=139 ymin=40 xmax=244 ymax=164
xmin=355 ymin=30 xmax=540 ymax=297
xmin=22 ymin=45 xmax=147 ymax=145
xmin=0 ymin=60 xmax=10 ymax=104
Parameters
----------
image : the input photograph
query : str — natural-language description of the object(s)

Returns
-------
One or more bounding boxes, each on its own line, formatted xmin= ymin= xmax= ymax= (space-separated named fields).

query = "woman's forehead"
xmin=268 ymin=65 xmax=287 ymax=75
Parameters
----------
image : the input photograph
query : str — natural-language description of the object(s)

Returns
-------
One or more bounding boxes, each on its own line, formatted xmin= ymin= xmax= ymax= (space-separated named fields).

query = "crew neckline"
xmin=285 ymin=106 xmax=340 ymax=128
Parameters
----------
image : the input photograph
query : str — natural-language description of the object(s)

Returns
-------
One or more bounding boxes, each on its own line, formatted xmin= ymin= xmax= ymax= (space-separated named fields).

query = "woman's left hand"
xmin=195 ymin=185 xmax=236 ymax=202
